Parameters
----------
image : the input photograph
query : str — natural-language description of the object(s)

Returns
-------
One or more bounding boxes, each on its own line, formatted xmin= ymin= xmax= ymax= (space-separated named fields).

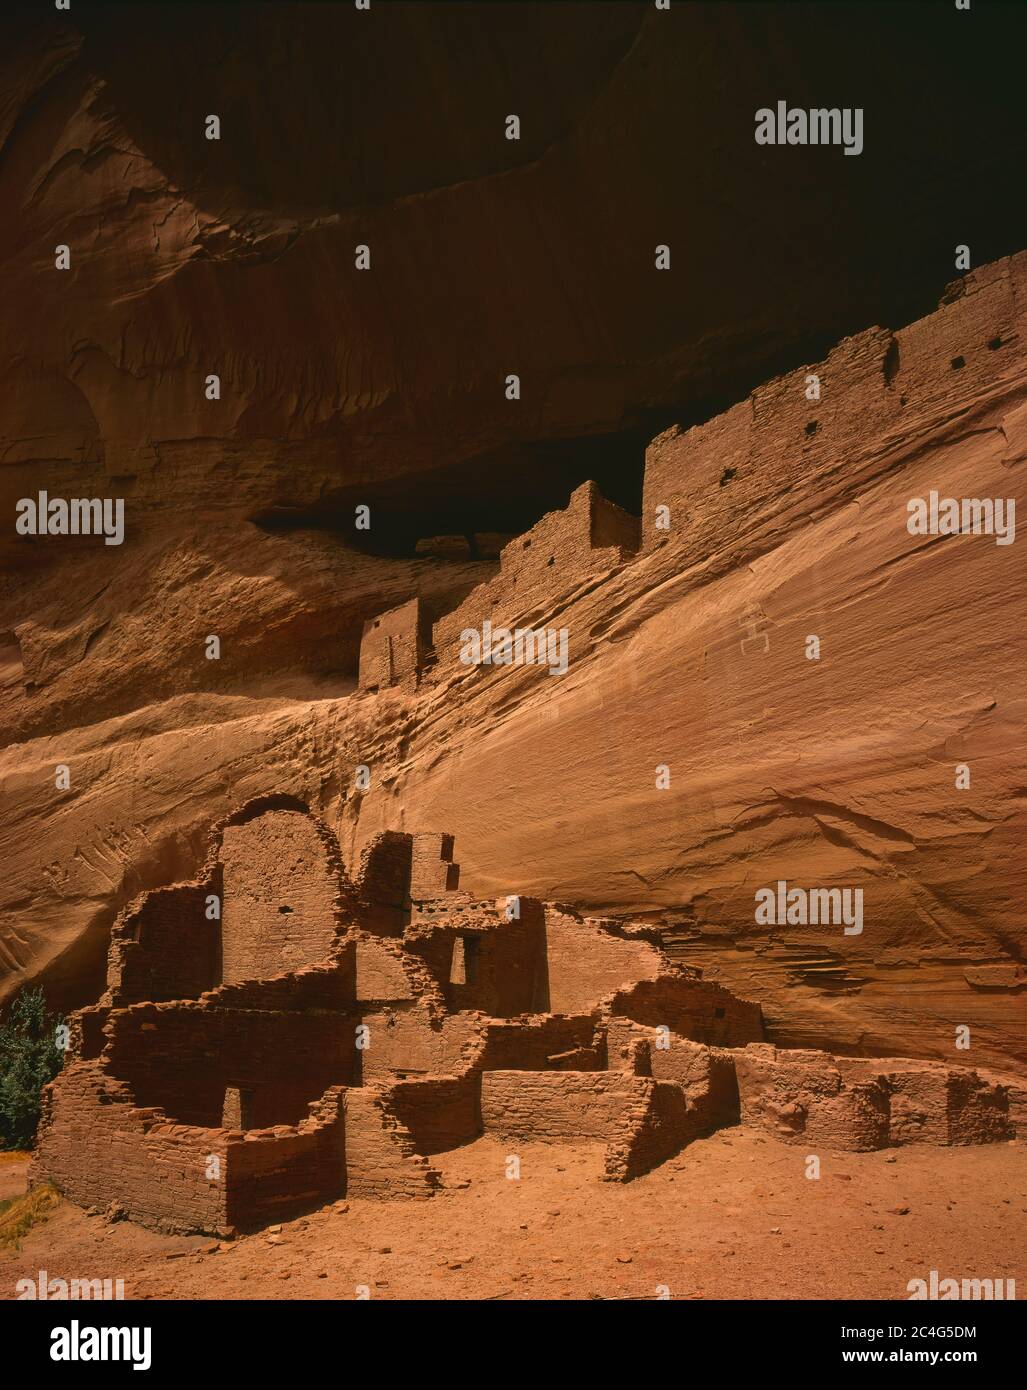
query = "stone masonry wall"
xmin=602 ymin=973 xmax=764 ymax=1047
xmin=541 ymin=908 xmax=666 ymax=1014
xmin=409 ymin=831 xmax=460 ymax=897
xmin=354 ymin=830 xmax=413 ymax=933
xmin=342 ymin=1085 xmax=441 ymax=1199
xmin=432 ymin=481 xmax=639 ymax=666
xmin=735 ymin=1044 xmax=1013 ymax=1151
xmin=32 ymin=1061 xmax=231 ymax=1234
xmin=103 ymin=1001 xmax=357 ymax=1128
xmin=386 ymin=1073 xmax=481 ymax=1154
xmin=480 ymin=1069 xmax=651 ymax=1142
xmin=106 ymin=883 xmax=218 ymax=1005
xmin=357 ymin=597 xmax=430 ymax=693
xmin=642 ymin=254 xmax=1027 ymax=556
xmin=219 ymin=808 xmax=341 ymax=984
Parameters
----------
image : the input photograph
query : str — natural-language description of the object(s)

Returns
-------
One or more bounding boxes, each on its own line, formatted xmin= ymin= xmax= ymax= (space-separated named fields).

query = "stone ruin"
xmin=358 ymin=479 xmax=641 ymax=693
xmin=31 ymin=796 xmax=1025 ymax=1236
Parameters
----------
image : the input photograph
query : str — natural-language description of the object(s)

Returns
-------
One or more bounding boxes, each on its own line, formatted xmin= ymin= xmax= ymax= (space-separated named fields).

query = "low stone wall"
xmin=735 ymin=1045 xmax=1013 ymax=1150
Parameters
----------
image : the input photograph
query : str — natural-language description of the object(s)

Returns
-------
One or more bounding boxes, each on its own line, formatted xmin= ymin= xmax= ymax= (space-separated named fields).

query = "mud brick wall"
xmin=358 ymin=597 xmax=429 ymax=693
xmin=343 ymin=1085 xmax=441 ymax=1199
xmin=432 ymin=481 xmax=638 ymax=665
xmin=224 ymin=1093 xmax=345 ymax=1228
xmin=542 ymin=910 xmax=665 ymax=1014
xmin=642 ymin=253 xmax=1027 ymax=555
xmin=32 ymin=1061 xmax=231 ymax=1235
xmin=202 ymin=953 xmax=355 ymax=1013
xmin=735 ymin=1045 xmax=892 ymax=1151
xmin=406 ymin=903 xmax=545 ymax=1015
xmin=838 ymin=1058 xmax=1012 ymax=1146
xmin=605 ymin=1019 xmax=741 ymax=1131
xmin=104 ymin=1003 xmax=357 ymax=1128
xmin=387 ymin=1074 xmax=481 ymax=1154
xmin=480 ymin=1069 xmax=654 ymax=1142
xmin=604 ymin=973 xmax=763 ymax=1047
xmin=477 ymin=1015 xmax=602 ymax=1071
xmin=605 ymin=1079 xmax=691 ymax=1182
xmin=356 ymin=1005 xmax=478 ymax=1083
xmin=409 ymin=831 xmax=459 ymax=897
xmin=354 ymin=830 xmax=413 ymax=932
xmin=219 ymin=809 xmax=340 ymax=983
xmin=107 ymin=883 xmax=219 ymax=1004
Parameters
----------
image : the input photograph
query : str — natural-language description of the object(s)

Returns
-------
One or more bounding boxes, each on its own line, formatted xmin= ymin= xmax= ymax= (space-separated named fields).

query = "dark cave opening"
xmin=251 ymin=425 xmax=651 ymax=559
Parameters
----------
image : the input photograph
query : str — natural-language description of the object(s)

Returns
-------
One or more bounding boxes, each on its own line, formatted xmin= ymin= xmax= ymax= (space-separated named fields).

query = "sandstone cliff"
xmin=2 ymin=4 xmax=1025 ymax=1078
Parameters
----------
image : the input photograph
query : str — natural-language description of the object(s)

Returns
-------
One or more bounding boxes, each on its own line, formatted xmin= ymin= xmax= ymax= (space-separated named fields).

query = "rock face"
xmin=5 ymin=250 xmax=1027 ymax=1078
xmin=2 ymin=5 xmax=1027 ymax=1089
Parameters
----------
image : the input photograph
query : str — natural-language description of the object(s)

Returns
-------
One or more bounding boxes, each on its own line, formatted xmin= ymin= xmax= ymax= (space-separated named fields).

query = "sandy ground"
xmin=2 ymin=1130 xmax=1024 ymax=1301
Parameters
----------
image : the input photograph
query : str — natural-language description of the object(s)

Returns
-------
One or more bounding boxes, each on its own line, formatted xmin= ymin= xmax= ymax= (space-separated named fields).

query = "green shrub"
xmin=0 ymin=988 xmax=65 ymax=1150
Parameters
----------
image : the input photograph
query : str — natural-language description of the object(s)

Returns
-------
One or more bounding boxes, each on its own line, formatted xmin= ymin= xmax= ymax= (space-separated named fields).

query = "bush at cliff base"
xmin=0 ymin=988 xmax=64 ymax=1150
